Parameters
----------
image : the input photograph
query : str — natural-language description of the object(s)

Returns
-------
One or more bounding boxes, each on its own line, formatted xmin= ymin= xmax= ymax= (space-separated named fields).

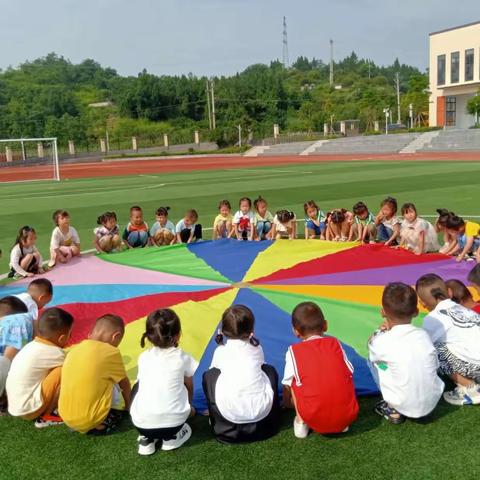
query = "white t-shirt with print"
xmin=50 ymin=226 xmax=80 ymax=250
xmin=369 ymin=324 xmax=444 ymax=418
xmin=210 ymin=339 xmax=274 ymax=424
xmin=130 ymin=346 xmax=198 ymax=429
xmin=273 ymin=214 xmax=296 ymax=233
xmin=423 ymin=299 xmax=480 ymax=365
xmin=401 ymin=217 xmax=440 ymax=252
xmin=233 ymin=210 xmax=256 ymax=227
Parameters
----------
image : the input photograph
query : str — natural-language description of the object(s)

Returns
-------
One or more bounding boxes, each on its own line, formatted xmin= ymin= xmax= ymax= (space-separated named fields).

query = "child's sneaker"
xmin=444 ymin=384 xmax=480 ymax=405
xmin=34 ymin=412 xmax=63 ymax=428
xmin=374 ymin=400 xmax=405 ymax=424
xmin=293 ymin=416 xmax=309 ymax=438
xmin=161 ymin=423 xmax=192 ymax=451
xmin=137 ymin=436 xmax=158 ymax=456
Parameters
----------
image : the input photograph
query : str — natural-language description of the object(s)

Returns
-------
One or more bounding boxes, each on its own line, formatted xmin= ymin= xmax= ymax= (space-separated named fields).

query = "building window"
xmin=451 ymin=51 xmax=460 ymax=83
xmin=437 ymin=54 xmax=446 ymax=86
xmin=446 ymin=96 xmax=456 ymax=126
xmin=465 ymin=48 xmax=474 ymax=81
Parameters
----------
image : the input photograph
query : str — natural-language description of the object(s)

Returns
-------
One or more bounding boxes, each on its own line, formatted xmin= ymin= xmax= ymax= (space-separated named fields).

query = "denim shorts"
xmin=306 ymin=220 xmax=326 ymax=236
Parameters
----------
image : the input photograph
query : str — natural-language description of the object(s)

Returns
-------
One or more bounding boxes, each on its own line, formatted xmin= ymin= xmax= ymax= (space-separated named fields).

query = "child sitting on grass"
xmin=326 ymin=209 xmax=354 ymax=242
xmin=282 ymin=302 xmax=358 ymax=437
xmin=59 ymin=314 xmax=131 ymax=436
xmin=15 ymin=278 xmax=53 ymax=321
xmin=446 ymin=279 xmax=480 ymax=314
xmin=416 ymin=274 xmax=480 ymax=406
xmin=272 ymin=210 xmax=297 ymax=239
xmin=435 ymin=209 xmax=456 ymax=254
xmin=304 ymin=201 xmax=326 ymax=240
xmin=123 ymin=206 xmax=149 ymax=248
xmin=468 ymin=264 xmax=480 ymax=305
xmin=130 ymin=309 xmax=197 ymax=455
xmin=352 ymin=202 xmax=376 ymax=243
xmin=213 ymin=200 xmax=234 ymax=240
xmin=48 ymin=210 xmax=80 ymax=268
xmin=368 ymin=283 xmax=444 ymax=424
xmin=233 ymin=197 xmax=256 ymax=241
xmin=444 ymin=215 xmax=480 ymax=262
xmin=203 ymin=305 xmax=280 ymax=444
xmin=150 ymin=207 xmax=176 ymax=246
xmin=399 ymin=203 xmax=439 ymax=254
xmin=6 ymin=307 xmax=73 ymax=427
xmin=254 ymin=196 xmax=274 ymax=240
xmin=375 ymin=197 xmax=400 ymax=246
xmin=94 ymin=212 xmax=122 ymax=253
xmin=9 ymin=226 xmax=44 ymax=278
xmin=176 ymin=209 xmax=202 ymax=244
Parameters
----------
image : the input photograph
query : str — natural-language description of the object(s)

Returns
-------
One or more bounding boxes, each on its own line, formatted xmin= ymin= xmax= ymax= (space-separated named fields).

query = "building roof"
xmin=430 ymin=20 xmax=480 ymax=36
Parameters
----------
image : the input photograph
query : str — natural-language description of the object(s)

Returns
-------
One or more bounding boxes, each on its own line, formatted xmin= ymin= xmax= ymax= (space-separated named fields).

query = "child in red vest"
xmin=282 ymin=302 xmax=359 ymax=438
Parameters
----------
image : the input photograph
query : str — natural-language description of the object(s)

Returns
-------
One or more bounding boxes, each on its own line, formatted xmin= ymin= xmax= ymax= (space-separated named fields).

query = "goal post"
xmin=0 ymin=137 xmax=60 ymax=183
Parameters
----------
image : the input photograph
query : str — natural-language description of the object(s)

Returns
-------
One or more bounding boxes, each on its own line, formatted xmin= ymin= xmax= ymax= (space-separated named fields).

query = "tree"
xmin=467 ymin=94 xmax=480 ymax=125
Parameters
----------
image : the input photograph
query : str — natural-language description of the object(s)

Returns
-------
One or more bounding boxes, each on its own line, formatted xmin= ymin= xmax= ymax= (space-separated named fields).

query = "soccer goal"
xmin=0 ymin=137 xmax=60 ymax=183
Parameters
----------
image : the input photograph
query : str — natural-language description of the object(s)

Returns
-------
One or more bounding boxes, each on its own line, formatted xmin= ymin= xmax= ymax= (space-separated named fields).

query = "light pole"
xmin=383 ymin=108 xmax=390 ymax=134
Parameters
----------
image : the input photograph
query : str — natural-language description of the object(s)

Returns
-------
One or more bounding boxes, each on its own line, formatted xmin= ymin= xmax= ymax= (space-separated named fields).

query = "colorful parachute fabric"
xmin=1 ymin=239 xmax=474 ymax=409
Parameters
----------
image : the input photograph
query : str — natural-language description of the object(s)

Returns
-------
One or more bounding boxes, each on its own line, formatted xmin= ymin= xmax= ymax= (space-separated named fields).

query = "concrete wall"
xmin=429 ymin=22 xmax=480 ymax=127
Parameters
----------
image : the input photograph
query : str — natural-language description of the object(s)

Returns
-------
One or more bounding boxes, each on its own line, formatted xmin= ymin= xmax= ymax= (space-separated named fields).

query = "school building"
xmin=429 ymin=21 xmax=480 ymax=128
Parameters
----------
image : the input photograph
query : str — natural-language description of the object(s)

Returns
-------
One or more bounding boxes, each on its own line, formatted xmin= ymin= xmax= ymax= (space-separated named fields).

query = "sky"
xmin=0 ymin=0 xmax=478 ymax=77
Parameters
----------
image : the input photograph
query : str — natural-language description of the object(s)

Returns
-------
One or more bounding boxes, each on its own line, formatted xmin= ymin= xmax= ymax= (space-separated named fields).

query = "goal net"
xmin=0 ymin=138 xmax=60 ymax=183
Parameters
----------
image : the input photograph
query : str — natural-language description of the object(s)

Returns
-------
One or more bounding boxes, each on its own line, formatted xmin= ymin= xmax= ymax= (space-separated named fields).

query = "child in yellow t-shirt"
xmin=213 ymin=200 xmax=234 ymax=240
xmin=445 ymin=215 xmax=480 ymax=262
xmin=58 ymin=314 xmax=131 ymax=435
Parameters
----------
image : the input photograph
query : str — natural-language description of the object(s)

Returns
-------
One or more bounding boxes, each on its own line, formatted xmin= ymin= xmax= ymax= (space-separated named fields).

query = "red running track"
xmin=1 ymin=152 xmax=480 ymax=182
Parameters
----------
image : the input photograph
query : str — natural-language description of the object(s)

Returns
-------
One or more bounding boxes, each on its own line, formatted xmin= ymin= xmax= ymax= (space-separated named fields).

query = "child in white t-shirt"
xmin=150 ymin=207 xmax=176 ymax=246
xmin=130 ymin=309 xmax=197 ymax=456
xmin=375 ymin=197 xmax=400 ymax=246
xmin=15 ymin=278 xmax=53 ymax=322
xmin=49 ymin=210 xmax=80 ymax=268
xmin=202 ymin=305 xmax=280 ymax=444
xmin=368 ymin=282 xmax=444 ymax=424
xmin=272 ymin=210 xmax=297 ymax=240
xmin=400 ymin=203 xmax=440 ymax=254
xmin=233 ymin=197 xmax=256 ymax=241
xmin=416 ymin=273 xmax=480 ymax=406
xmin=9 ymin=226 xmax=44 ymax=278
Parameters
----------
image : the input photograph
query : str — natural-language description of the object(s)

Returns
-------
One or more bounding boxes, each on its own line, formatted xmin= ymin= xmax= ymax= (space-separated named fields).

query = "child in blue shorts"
xmin=123 ymin=206 xmax=150 ymax=248
xmin=304 ymin=201 xmax=326 ymax=240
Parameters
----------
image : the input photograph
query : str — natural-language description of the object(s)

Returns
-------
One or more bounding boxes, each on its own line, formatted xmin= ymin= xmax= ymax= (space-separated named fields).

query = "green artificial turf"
xmin=1 ymin=159 xmax=480 ymax=479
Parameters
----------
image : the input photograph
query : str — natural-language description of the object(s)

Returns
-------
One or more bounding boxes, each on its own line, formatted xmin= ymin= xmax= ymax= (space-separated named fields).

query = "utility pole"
xmin=395 ymin=72 xmax=401 ymax=124
xmin=238 ymin=125 xmax=242 ymax=147
xmin=282 ymin=16 xmax=289 ymax=67
xmin=206 ymin=80 xmax=212 ymax=130
xmin=329 ymin=39 xmax=334 ymax=87
xmin=210 ymin=79 xmax=216 ymax=130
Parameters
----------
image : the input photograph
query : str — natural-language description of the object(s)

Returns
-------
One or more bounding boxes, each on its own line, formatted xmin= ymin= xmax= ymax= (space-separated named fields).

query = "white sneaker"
xmin=137 ymin=436 xmax=158 ymax=456
xmin=161 ymin=424 xmax=192 ymax=451
xmin=444 ymin=384 xmax=480 ymax=406
xmin=293 ymin=417 xmax=309 ymax=438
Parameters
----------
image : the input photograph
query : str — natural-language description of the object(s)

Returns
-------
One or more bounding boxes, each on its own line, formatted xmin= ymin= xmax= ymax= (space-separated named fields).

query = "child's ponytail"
xmin=248 ymin=333 xmax=260 ymax=347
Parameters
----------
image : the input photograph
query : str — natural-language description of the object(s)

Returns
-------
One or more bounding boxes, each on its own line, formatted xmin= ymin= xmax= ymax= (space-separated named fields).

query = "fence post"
xmin=163 ymin=134 xmax=169 ymax=149
xmin=132 ymin=136 xmax=138 ymax=152
xmin=374 ymin=121 xmax=380 ymax=132
xmin=340 ymin=121 xmax=346 ymax=136
xmin=37 ymin=142 xmax=44 ymax=158
xmin=100 ymin=139 xmax=107 ymax=153
xmin=273 ymin=124 xmax=280 ymax=139
xmin=194 ymin=130 xmax=200 ymax=145
xmin=68 ymin=140 xmax=75 ymax=155
xmin=5 ymin=146 xmax=13 ymax=162
xmin=324 ymin=123 xmax=329 ymax=136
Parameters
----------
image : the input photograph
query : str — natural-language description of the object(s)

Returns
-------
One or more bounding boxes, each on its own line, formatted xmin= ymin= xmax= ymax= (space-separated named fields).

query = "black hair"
xmin=239 ymin=197 xmax=252 ymax=208
xmin=401 ymin=203 xmax=417 ymax=215
xmin=28 ymin=278 xmax=53 ymax=297
xmin=253 ymin=196 xmax=267 ymax=211
xmin=130 ymin=205 xmax=143 ymax=214
xmin=415 ymin=273 xmax=448 ymax=301
xmin=468 ymin=264 xmax=480 ymax=286
xmin=94 ymin=314 xmax=125 ymax=333
xmin=445 ymin=279 xmax=473 ymax=304
xmin=140 ymin=309 xmax=181 ymax=349
xmin=303 ymin=200 xmax=319 ymax=214
xmin=218 ymin=200 xmax=231 ymax=210
xmin=292 ymin=302 xmax=326 ymax=336
xmin=380 ymin=197 xmax=398 ymax=214
xmin=382 ymin=282 xmax=418 ymax=319
xmin=353 ymin=202 xmax=368 ymax=215
xmin=436 ymin=208 xmax=454 ymax=227
xmin=330 ymin=209 xmax=346 ymax=224
xmin=215 ymin=305 xmax=259 ymax=346
xmin=156 ymin=206 xmax=170 ymax=216
xmin=445 ymin=215 xmax=465 ymax=231
xmin=52 ymin=210 xmax=69 ymax=225
xmin=276 ymin=210 xmax=295 ymax=223
xmin=38 ymin=307 xmax=74 ymax=338
xmin=97 ymin=211 xmax=117 ymax=225
xmin=13 ymin=226 xmax=36 ymax=250
xmin=0 ymin=296 xmax=29 ymax=317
